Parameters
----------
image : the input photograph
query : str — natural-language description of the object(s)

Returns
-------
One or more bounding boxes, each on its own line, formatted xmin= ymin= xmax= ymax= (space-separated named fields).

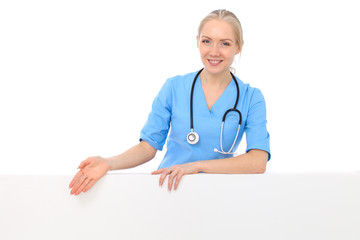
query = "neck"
xmin=200 ymin=69 xmax=232 ymax=88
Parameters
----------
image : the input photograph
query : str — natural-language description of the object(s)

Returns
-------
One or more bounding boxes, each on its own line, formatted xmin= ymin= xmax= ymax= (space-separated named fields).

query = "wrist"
xmin=104 ymin=158 xmax=114 ymax=171
xmin=194 ymin=161 xmax=202 ymax=173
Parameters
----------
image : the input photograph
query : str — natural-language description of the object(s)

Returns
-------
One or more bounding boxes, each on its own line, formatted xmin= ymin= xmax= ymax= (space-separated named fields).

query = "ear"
xmin=235 ymin=41 xmax=243 ymax=55
xmin=196 ymin=35 xmax=200 ymax=49
xmin=235 ymin=46 xmax=241 ymax=55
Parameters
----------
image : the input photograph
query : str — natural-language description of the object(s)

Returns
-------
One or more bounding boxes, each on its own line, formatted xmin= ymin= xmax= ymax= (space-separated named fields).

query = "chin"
xmin=203 ymin=65 xmax=230 ymax=75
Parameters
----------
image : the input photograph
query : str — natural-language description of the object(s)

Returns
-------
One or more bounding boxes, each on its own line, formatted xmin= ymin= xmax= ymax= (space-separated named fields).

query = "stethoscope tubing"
xmin=190 ymin=68 xmax=242 ymax=128
xmin=190 ymin=69 xmax=203 ymax=131
xmin=188 ymin=68 xmax=242 ymax=153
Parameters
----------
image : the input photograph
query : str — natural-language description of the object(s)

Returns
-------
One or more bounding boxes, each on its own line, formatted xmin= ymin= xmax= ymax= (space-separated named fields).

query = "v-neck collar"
xmin=197 ymin=75 xmax=235 ymax=115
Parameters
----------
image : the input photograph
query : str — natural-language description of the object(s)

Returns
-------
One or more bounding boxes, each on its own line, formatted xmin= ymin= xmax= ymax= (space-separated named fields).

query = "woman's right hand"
xmin=69 ymin=156 xmax=111 ymax=195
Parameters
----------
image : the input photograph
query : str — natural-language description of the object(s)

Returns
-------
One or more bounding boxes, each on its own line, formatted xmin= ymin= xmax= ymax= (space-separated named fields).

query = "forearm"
xmin=196 ymin=149 xmax=268 ymax=174
xmin=105 ymin=141 xmax=156 ymax=171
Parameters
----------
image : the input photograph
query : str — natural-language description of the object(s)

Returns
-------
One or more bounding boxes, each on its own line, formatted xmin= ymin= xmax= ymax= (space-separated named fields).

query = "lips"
xmin=208 ymin=59 xmax=223 ymax=66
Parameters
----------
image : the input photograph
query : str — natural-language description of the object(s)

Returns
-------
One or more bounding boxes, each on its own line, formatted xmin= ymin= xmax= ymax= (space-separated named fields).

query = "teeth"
xmin=209 ymin=60 xmax=221 ymax=64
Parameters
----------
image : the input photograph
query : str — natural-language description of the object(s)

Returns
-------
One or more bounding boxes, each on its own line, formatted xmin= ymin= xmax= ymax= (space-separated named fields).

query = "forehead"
xmin=200 ymin=19 xmax=235 ymax=40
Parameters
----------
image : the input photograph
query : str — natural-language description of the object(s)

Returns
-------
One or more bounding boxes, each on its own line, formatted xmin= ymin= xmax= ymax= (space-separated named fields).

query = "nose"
xmin=209 ymin=44 xmax=221 ymax=57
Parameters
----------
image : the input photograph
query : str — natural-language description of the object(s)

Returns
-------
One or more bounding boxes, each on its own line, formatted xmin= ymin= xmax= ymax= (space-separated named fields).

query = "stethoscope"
xmin=187 ymin=68 xmax=242 ymax=154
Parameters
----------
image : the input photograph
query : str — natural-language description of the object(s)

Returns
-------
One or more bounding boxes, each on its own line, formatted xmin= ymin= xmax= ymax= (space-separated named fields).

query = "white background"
xmin=1 ymin=0 xmax=359 ymax=174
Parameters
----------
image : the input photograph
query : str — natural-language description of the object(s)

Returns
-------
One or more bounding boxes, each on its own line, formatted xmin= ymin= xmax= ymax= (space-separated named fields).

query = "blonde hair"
xmin=198 ymin=9 xmax=244 ymax=52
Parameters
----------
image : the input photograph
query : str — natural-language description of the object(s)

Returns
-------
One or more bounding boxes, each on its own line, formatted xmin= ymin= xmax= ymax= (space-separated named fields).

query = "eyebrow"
xmin=201 ymin=35 xmax=234 ymax=42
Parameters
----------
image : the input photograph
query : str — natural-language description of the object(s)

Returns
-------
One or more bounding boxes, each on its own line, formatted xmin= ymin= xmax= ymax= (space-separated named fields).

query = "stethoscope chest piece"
xmin=187 ymin=131 xmax=199 ymax=144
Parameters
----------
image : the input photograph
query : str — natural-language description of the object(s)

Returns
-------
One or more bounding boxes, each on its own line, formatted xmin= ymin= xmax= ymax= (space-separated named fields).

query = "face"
xmin=197 ymin=19 xmax=241 ymax=76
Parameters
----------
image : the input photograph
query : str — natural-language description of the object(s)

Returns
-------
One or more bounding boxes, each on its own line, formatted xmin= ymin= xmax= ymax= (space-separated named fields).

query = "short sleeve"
xmin=139 ymin=79 xmax=172 ymax=151
xmin=245 ymin=88 xmax=271 ymax=160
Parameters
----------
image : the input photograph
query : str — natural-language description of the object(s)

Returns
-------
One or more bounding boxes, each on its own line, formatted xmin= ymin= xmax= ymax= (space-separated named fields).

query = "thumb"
xmin=78 ymin=158 xmax=92 ymax=169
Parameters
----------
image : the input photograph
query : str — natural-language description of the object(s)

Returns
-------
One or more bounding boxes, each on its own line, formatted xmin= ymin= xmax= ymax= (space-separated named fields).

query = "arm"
xmin=152 ymin=149 xmax=268 ymax=191
xmin=70 ymin=77 xmax=173 ymax=195
xmin=69 ymin=140 xmax=156 ymax=195
xmin=106 ymin=140 xmax=157 ymax=170
xmin=196 ymin=149 xmax=268 ymax=174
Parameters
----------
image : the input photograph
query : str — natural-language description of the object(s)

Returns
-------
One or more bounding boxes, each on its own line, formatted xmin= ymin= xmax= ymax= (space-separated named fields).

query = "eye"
xmin=202 ymin=39 xmax=211 ymax=44
xmin=222 ymin=42 xmax=230 ymax=46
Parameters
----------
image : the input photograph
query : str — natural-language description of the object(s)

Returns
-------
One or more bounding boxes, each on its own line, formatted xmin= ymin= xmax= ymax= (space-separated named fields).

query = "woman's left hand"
xmin=151 ymin=162 xmax=199 ymax=191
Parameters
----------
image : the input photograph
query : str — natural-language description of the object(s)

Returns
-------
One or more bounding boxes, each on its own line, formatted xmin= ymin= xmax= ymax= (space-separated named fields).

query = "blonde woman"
xmin=69 ymin=9 xmax=270 ymax=194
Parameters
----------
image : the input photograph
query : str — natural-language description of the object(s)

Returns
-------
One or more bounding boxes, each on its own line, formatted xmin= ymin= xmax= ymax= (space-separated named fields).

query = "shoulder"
xmin=234 ymin=76 xmax=264 ymax=98
xmin=166 ymin=71 xmax=198 ymax=86
xmin=232 ymin=76 xmax=267 ymax=111
xmin=160 ymin=71 xmax=200 ymax=95
xmin=156 ymin=71 xmax=199 ymax=99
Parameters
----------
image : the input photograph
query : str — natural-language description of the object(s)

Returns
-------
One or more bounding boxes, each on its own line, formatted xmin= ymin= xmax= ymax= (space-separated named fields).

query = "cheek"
xmin=224 ymin=50 xmax=237 ymax=60
xmin=198 ymin=46 xmax=208 ymax=57
xmin=227 ymin=54 xmax=235 ymax=61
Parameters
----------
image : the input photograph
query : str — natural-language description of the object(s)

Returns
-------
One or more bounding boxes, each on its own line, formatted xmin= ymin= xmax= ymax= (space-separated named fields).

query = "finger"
xmin=159 ymin=169 xmax=171 ymax=187
xmin=69 ymin=170 xmax=83 ymax=188
xmin=151 ymin=169 xmax=164 ymax=175
xmin=70 ymin=174 xmax=86 ymax=195
xmin=168 ymin=169 xmax=179 ymax=191
xmin=83 ymin=180 xmax=96 ymax=192
xmin=174 ymin=172 xmax=184 ymax=190
xmin=75 ymin=178 xmax=91 ymax=195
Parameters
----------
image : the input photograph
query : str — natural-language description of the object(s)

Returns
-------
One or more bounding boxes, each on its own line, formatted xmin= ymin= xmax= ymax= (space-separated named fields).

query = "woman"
xmin=69 ymin=9 xmax=270 ymax=195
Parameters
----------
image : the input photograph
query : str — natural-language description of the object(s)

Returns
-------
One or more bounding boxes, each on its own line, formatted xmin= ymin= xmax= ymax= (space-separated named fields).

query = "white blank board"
xmin=1 ymin=173 xmax=360 ymax=240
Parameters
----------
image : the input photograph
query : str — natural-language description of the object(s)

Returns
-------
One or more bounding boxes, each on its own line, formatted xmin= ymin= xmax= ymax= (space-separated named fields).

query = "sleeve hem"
xmin=246 ymin=147 xmax=271 ymax=161
xmin=139 ymin=137 xmax=163 ymax=151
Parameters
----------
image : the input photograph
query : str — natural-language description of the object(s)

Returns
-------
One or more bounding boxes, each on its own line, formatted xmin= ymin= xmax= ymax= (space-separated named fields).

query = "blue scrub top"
xmin=140 ymin=71 xmax=270 ymax=169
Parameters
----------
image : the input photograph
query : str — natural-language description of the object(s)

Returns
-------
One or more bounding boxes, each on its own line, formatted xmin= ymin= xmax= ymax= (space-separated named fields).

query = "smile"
xmin=208 ymin=59 xmax=223 ymax=66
